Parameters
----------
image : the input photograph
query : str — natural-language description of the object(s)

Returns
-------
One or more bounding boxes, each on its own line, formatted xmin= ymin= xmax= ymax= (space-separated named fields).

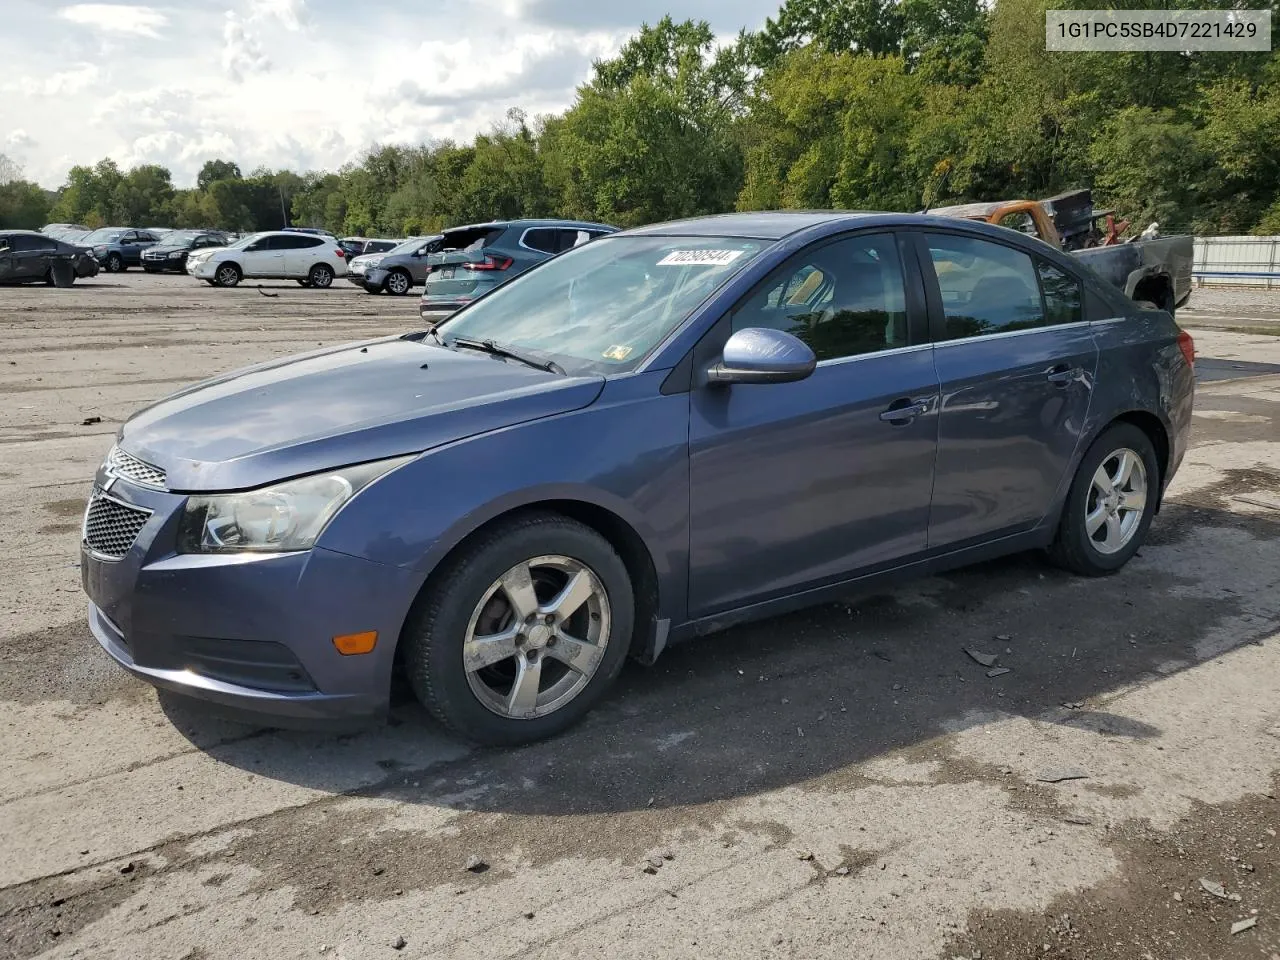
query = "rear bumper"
xmin=419 ymin=300 xmax=471 ymax=322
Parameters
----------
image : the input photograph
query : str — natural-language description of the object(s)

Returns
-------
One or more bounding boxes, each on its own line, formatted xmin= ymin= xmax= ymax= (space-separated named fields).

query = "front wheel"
xmin=105 ymin=253 xmax=123 ymax=273
xmin=308 ymin=263 xmax=334 ymax=288
xmin=402 ymin=513 xmax=634 ymax=746
xmin=384 ymin=270 xmax=411 ymax=296
xmin=214 ymin=263 xmax=241 ymax=287
xmin=1047 ymin=423 xmax=1160 ymax=576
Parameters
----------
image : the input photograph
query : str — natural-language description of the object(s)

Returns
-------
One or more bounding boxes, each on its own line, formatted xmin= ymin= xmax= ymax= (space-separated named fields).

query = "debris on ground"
xmin=1063 ymin=816 xmax=1093 ymax=826
xmin=118 ymin=861 xmax=135 ymax=875
xmin=1062 ymin=701 xmax=1084 ymax=710
xmin=1173 ymin=892 xmax=1183 ymax=902
xmin=986 ymin=667 xmax=1012 ymax=678
xmin=391 ymin=935 xmax=407 ymax=950
xmin=797 ymin=851 xmax=814 ymax=861
xmin=464 ymin=855 xmax=489 ymax=873
xmin=1230 ymin=917 xmax=1257 ymax=934
xmin=1036 ymin=767 xmax=1089 ymax=783
xmin=1199 ymin=878 xmax=1241 ymax=901
xmin=835 ymin=866 xmax=850 ymax=876
xmin=81 ymin=416 xmax=101 ymax=425
xmin=256 ymin=286 xmax=278 ymax=298
xmin=524 ymin=911 xmax=535 ymax=919
xmin=965 ymin=649 xmax=999 ymax=668
xmin=995 ymin=634 xmax=1012 ymax=642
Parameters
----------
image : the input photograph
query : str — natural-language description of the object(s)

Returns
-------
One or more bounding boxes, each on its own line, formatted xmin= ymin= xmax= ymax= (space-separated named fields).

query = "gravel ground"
xmin=1 ymin=275 xmax=1279 ymax=960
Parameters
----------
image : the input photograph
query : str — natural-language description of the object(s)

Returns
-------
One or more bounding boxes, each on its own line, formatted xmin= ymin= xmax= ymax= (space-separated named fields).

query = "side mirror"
xmin=707 ymin=327 xmax=817 ymax=385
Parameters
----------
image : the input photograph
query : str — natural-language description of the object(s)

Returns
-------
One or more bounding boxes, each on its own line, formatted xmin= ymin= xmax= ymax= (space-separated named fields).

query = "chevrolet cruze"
xmin=81 ymin=212 xmax=1194 ymax=746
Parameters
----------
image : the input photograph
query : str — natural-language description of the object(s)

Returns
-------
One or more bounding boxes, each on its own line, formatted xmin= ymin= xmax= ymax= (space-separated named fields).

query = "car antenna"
xmin=920 ymin=161 xmax=953 ymax=215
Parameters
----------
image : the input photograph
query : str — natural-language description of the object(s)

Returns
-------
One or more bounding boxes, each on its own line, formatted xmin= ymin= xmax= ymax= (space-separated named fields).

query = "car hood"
xmin=119 ymin=336 xmax=606 ymax=491
xmin=148 ymin=243 xmax=194 ymax=253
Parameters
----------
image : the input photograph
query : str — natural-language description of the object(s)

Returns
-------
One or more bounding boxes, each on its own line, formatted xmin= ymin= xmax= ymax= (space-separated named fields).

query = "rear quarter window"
xmin=520 ymin=228 xmax=561 ymax=254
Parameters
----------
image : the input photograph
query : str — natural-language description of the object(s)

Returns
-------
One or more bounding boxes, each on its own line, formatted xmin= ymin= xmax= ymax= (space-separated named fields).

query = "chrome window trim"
xmin=816 ymin=341 xmax=934 ymax=369
xmin=932 ymin=319 xmax=1093 ymax=349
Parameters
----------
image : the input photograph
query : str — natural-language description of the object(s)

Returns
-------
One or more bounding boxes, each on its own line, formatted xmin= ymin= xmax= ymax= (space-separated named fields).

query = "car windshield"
xmin=388 ymin=237 xmax=430 ymax=256
xmin=162 ymin=231 xmax=201 ymax=245
xmin=438 ymin=235 xmax=768 ymax=375
xmin=84 ymin=228 xmax=122 ymax=243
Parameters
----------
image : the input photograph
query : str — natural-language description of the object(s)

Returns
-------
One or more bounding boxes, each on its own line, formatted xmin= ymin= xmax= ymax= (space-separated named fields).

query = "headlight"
xmin=177 ymin=457 xmax=412 ymax=553
xmin=364 ymin=258 xmax=382 ymax=269
xmin=168 ymin=251 xmax=184 ymax=259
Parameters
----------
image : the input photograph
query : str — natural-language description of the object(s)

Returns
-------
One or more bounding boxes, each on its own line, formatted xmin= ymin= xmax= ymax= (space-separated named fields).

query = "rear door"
xmin=917 ymin=230 xmax=1098 ymax=548
xmin=9 ymin=234 xmax=55 ymax=280
xmin=282 ymin=235 xmax=325 ymax=276
xmin=688 ymin=231 xmax=940 ymax=615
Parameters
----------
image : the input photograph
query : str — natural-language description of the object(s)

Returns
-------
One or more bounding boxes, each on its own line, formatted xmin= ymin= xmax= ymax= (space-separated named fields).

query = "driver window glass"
xmin=731 ymin=233 xmax=909 ymax=362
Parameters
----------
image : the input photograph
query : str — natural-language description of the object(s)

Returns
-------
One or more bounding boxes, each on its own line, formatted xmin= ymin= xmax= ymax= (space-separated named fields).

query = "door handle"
xmin=880 ymin=399 xmax=931 ymax=423
xmin=1046 ymin=365 xmax=1080 ymax=385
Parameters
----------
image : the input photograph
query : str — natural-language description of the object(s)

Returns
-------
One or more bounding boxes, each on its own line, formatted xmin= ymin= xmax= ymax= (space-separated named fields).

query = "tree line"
xmin=3 ymin=0 xmax=1279 ymax=238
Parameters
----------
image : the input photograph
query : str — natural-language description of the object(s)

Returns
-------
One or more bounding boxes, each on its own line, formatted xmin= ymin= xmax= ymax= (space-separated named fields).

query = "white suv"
xmin=186 ymin=231 xmax=349 ymax=288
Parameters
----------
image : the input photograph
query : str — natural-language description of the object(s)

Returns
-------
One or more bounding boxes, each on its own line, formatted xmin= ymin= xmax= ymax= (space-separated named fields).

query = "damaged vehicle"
xmin=0 ymin=230 xmax=98 ymax=286
xmin=932 ymin=189 xmax=1193 ymax=315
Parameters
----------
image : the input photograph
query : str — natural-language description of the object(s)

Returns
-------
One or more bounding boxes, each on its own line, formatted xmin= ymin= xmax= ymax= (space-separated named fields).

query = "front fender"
xmin=317 ymin=372 xmax=691 ymax=628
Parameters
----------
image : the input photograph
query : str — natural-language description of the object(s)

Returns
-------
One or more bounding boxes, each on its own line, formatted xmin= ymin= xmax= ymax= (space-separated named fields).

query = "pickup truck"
xmin=931 ymin=190 xmax=1192 ymax=315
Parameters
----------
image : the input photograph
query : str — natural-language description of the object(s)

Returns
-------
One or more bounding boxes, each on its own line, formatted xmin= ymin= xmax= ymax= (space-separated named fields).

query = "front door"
xmin=243 ymin=237 xmax=285 ymax=277
xmin=688 ymin=232 xmax=940 ymax=616
xmin=917 ymin=231 xmax=1098 ymax=548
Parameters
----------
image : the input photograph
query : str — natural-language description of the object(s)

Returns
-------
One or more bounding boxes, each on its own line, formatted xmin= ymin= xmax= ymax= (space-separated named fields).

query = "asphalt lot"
xmin=1 ymin=273 xmax=1279 ymax=960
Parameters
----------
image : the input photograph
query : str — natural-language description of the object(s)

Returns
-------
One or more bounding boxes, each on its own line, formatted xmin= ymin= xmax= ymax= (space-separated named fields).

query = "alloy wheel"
xmin=1085 ymin=447 xmax=1148 ymax=555
xmin=463 ymin=555 xmax=610 ymax=720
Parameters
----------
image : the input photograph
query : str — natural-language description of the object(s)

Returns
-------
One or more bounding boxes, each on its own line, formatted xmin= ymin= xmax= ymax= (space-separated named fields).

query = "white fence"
xmin=1194 ymin=236 xmax=1280 ymax=288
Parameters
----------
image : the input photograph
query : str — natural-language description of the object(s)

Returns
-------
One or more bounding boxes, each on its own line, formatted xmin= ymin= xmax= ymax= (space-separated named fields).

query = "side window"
xmin=731 ymin=233 xmax=910 ymax=362
xmin=925 ymin=234 xmax=1045 ymax=339
xmin=1037 ymin=259 xmax=1083 ymax=326
xmin=261 ymin=235 xmax=287 ymax=250
xmin=299 ymin=236 xmax=325 ymax=249
xmin=557 ymin=229 xmax=591 ymax=252
xmin=522 ymin=228 xmax=559 ymax=254
xmin=11 ymin=235 xmax=54 ymax=251
xmin=136 ymin=232 xmax=157 ymax=243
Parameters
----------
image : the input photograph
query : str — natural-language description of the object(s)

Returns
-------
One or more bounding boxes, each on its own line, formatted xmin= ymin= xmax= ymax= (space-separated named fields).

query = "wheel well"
xmin=399 ymin=501 xmax=660 ymax=665
xmin=218 ymin=260 xmax=241 ymax=274
xmin=1133 ymin=274 xmax=1174 ymax=312
xmin=1111 ymin=410 xmax=1170 ymax=503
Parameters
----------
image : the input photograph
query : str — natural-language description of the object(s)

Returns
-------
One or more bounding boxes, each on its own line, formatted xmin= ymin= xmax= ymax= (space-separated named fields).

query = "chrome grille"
xmin=83 ymin=493 xmax=150 ymax=559
xmin=106 ymin=446 xmax=166 ymax=489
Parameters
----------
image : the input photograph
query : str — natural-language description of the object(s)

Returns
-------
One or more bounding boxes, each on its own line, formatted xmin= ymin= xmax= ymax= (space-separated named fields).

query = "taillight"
xmin=335 ymin=248 xmax=345 ymax=258
xmin=1176 ymin=329 xmax=1195 ymax=366
xmin=463 ymin=255 xmax=513 ymax=272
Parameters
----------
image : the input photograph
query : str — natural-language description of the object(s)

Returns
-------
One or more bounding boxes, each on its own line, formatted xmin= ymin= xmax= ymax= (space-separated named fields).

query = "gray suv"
xmin=349 ymin=235 xmax=443 ymax=295
xmin=418 ymin=219 xmax=616 ymax=321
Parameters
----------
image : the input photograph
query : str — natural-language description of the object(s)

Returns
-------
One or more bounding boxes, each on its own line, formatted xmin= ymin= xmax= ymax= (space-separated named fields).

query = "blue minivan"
xmin=81 ymin=212 xmax=1194 ymax=745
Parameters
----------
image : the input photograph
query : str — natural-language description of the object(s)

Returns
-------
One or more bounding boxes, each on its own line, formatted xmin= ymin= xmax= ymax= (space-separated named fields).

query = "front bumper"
xmin=187 ymin=259 xmax=217 ymax=279
xmin=142 ymin=254 xmax=186 ymax=272
xmin=80 ymin=477 xmax=420 ymax=724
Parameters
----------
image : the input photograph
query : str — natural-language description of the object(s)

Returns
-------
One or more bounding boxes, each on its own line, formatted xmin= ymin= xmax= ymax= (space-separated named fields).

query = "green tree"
xmin=0 ymin=155 xmax=52 ymax=229
xmin=197 ymin=159 xmax=242 ymax=192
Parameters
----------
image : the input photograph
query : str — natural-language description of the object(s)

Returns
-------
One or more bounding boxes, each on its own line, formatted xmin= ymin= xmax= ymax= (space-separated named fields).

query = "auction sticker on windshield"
xmin=657 ymin=250 xmax=745 ymax=267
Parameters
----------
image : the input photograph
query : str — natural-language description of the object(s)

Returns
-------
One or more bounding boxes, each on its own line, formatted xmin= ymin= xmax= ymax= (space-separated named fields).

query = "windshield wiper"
xmin=451 ymin=336 xmax=565 ymax=375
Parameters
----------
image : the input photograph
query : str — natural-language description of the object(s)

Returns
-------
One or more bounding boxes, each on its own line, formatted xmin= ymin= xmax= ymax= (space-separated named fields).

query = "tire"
xmin=105 ymin=253 xmax=123 ymax=273
xmin=308 ymin=263 xmax=334 ymax=289
xmin=214 ymin=263 xmax=241 ymax=287
xmin=384 ymin=269 xmax=411 ymax=296
xmin=403 ymin=512 xmax=635 ymax=746
xmin=48 ymin=261 xmax=75 ymax=288
xmin=1047 ymin=423 xmax=1160 ymax=576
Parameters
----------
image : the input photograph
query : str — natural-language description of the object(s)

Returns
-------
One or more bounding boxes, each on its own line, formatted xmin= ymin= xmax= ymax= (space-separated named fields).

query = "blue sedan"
xmin=80 ymin=212 xmax=1195 ymax=745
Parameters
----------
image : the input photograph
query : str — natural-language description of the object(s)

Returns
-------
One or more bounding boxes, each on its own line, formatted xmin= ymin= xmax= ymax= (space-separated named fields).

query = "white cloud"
xmin=1 ymin=0 xmax=781 ymax=188
xmin=58 ymin=3 xmax=169 ymax=38
xmin=222 ymin=10 xmax=271 ymax=80
xmin=6 ymin=129 xmax=37 ymax=151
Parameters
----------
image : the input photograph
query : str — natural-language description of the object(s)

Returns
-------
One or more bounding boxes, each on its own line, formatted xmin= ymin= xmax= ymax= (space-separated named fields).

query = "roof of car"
xmin=444 ymin=219 xmax=617 ymax=233
xmin=620 ymin=211 xmax=881 ymax=240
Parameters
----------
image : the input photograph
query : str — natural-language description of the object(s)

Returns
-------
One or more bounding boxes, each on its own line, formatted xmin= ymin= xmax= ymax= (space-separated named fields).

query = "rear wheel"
xmin=403 ymin=512 xmax=634 ymax=746
xmin=214 ymin=263 xmax=241 ymax=287
xmin=308 ymin=263 xmax=334 ymax=289
xmin=1047 ymin=423 xmax=1159 ymax=576
xmin=384 ymin=269 xmax=411 ymax=296
xmin=105 ymin=253 xmax=123 ymax=273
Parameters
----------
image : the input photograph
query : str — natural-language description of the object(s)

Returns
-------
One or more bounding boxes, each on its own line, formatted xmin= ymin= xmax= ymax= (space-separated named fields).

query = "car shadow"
xmin=159 ymin=497 xmax=1280 ymax=817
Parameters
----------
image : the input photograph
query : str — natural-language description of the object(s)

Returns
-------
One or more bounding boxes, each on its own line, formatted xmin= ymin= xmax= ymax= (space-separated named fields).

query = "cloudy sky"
xmin=0 ymin=0 xmax=781 ymax=189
